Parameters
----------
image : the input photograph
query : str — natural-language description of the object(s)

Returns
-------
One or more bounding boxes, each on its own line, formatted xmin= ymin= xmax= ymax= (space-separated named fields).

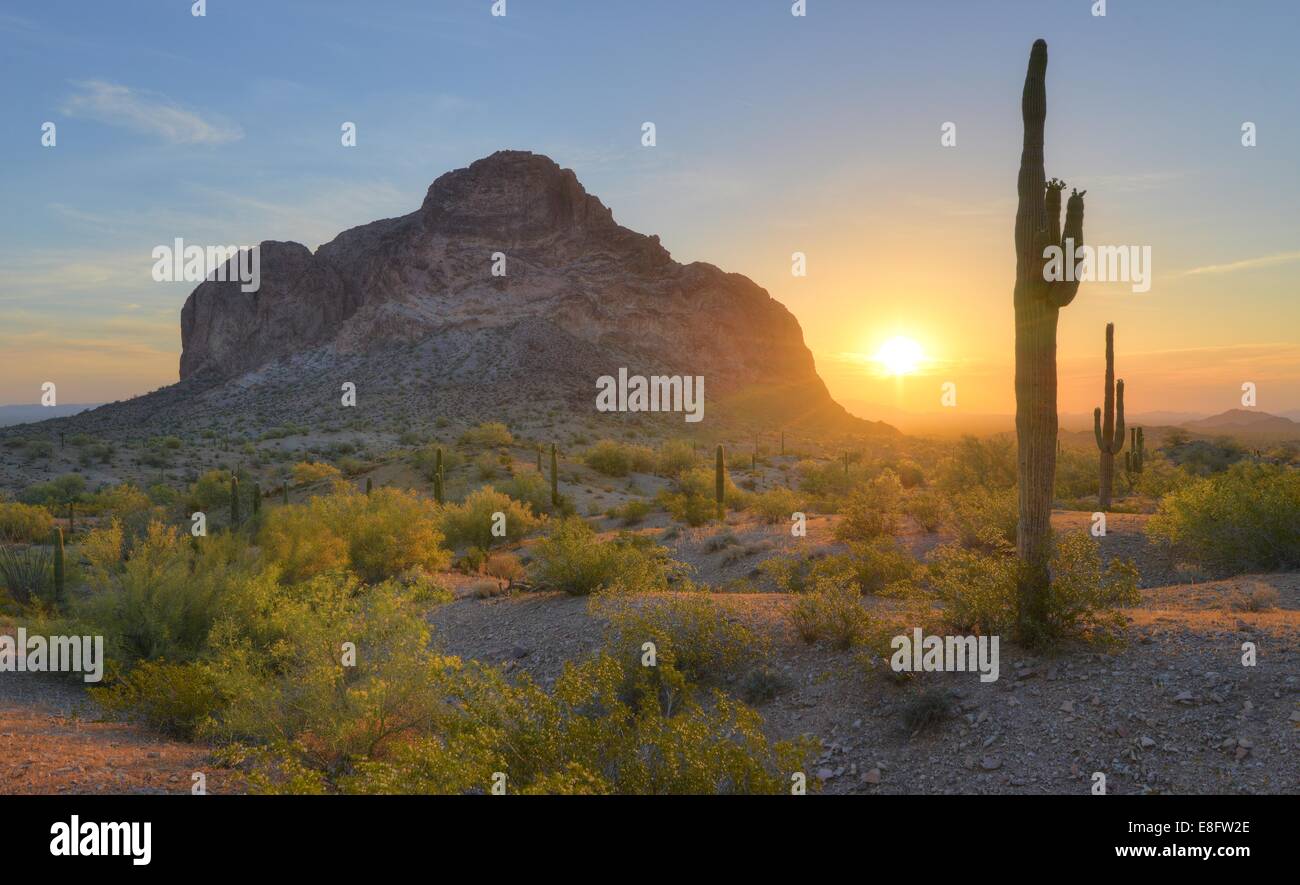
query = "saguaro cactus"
xmin=230 ymin=476 xmax=241 ymax=527
xmin=550 ymin=443 xmax=559 ymax=508
xmin=715 ymin=445 xmax=725 ymax=520
xmin=252 ymin=482 xmax=261 ymax=515
xmin=365 ymin=477 xmax=373 ymax=497
xmin=1012 ymin=39 xmax=1089 ymax=642
xmin=1124 ymin=426 xmax=1145 ymax=483
xmin=433 ymin=447 xmax=445 ymax=505
xmin=53 ymin=526 xmax=65 ymax=605
xmin=1092 ymin=323 xmax=1126 ymax=509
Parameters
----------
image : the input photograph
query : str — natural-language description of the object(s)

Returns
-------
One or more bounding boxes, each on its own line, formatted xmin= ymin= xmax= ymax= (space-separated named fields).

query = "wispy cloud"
xmin=62 ymin=80 xmax=243 ymax=145
xmin=1183 ymin=250 xmax=1300 ymax=276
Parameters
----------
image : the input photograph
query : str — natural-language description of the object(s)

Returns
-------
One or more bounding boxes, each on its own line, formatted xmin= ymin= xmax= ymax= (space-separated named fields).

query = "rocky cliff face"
xmin=178 ymin=151 xmax=874 ymax=430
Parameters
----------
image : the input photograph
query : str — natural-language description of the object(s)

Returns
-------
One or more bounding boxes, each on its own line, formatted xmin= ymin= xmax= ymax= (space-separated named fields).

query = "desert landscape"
xmin=1 ymin=4 xmax=1297 ymax=810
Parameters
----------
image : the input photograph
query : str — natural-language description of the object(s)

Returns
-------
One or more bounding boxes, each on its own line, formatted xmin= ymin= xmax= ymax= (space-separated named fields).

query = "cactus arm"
xmin=1110 ymin=379 xmax=1126 ymax=454
xmin=1093 ymin=407 xmax=1104 ymax=449
xmin=1048 ymin=189 xmax=1086 ymax=308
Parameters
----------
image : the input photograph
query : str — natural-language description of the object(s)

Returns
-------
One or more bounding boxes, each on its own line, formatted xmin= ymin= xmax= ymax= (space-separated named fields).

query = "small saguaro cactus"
xmin=715 ymin=445 xmax=725 ymax=520
xmin=1124 ymin=426 xmax=1145 ymax=480
xmin=433 ymin=447 xmax=446 ymax=505
xmin=550 ymin=443 xmax=559 ymax=508
xmin=230 ymin=476 xmax=241 ymax=526
xmin=1093 ymin=323 xmax=1126 ymax=509
xmin=780 ymin=431 xmax=785 ymax=456
xmin=252 ymin=483 xmax=261 ymax=515
xmin=282 ymin=480 xmax=290 ymax=505
xmin=536 ymin=449 xmax=542 ymax=472
xmin=365 ymin=477 xmax=373 ymax=497
xmin=67 ymin=502 xmax=75 ymax=536
xmin=53 ymin=526 xmax=65 ymax=605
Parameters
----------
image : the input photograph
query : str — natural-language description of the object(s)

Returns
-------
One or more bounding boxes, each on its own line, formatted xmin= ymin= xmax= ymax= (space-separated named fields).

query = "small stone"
xmin=863 ymin=768 xmax=881 ymax=785
xmin=1139 ymin=736 xmax=1156 ymax=749
xmin=979 ymin=756 xmax=1002 ymax=771
xmin=816 ymin=768 xmax=835 ymax=781
xmin=1174 ymin=691 xmax=1194 ymax=703
xmin=1235 ymin=746 xmax=1250 ymax=761
xmin=1059 ymin=700 xmax=1075 ymax=713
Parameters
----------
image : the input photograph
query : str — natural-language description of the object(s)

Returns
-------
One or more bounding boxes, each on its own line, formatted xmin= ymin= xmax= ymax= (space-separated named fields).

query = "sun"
xmin=873 ymin=335 xmax=925 ymax=377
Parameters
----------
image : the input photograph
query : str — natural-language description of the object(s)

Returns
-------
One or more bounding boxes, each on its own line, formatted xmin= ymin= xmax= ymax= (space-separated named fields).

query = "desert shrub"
xmin=591 ymin=588 xmax=762 ymax=686
xmin=927 ymin=533 xmax=1139 ymax=643
xmin=0 ymin=502 xmax=54 ymax=542
xmin=1133 ymin=454 xmax=1192 ymax=498
xmin=583 ymin=439 xmax=655 ymax=477
xmin=439 ymin=487 xmax=541 ymax=550
xmin=1053 ymin=448 xmax=1099 ymax=500
xmin=946 ymin=486 xmax=1018 ymax=551
xmin=739 ymin=666 xmax=791 ymax=705
xmin=904 ymin=490 xmax=947 ymax=532
xmin=482 ymin=552 xmax=525 ymax=583
xmin=499 ymin=471 xmax=552 ymax=515
xmin=458 ymin=422 xmax=513 ymax=448
xmin=656 ymin=440 xmax=697 ymax=478
xmin=474 ymin=452 xmax=502 ymax=480
xmin=1147 ymin=463 xmax=1300 ymax=573
xmin=532 ymin=517 xmax=686 ymax=595
xmin=261 ymin=487 xmax=450 ymax=583
xmin=19 ymin=474 xmax=86 ymax=507
xmin=325 ymin=653 xmax=815 ymax=795
xmin=893 ymin=459 xmax=925 ymax=488
xmin=900 ymin=689 xmax=952 ymax=733
xmin=92 ymin=484 xmax=153 ymax=520
xmin=789 ymin=579 xmax=874 ymax=649
xmin=834 ymin=470 xmax=903 ymax=542
xmin=1230 ymin=583 xmax=1280 ymax=612
xmin=845 ymin=538 xmax=920 ymax=595
xmin=204 ymin=572 xmax=455 ymax=769
xmin=291 ymin=461 xmax=342 ymax=486
xmin=795 ymin=459 xmax=854 ymax=497
xmin=658 ymin=466 xmax=746 ymax=526
xmin=752 ymin=487 xmax=801 ymax=524
xmin=938 ymin=435 xmax=1017 ymax=492
xmin=24 ymin=440 xmax=54 ymax=461
xmin=611 ymin=498 xmax=652 ymax=525
xmin=92 ymin=659 xmax=224 ymax=739
xmin=76 ymin=521 xmax=249 ymax=662
xmin=80 ymin=518 xmax=125 ymax=584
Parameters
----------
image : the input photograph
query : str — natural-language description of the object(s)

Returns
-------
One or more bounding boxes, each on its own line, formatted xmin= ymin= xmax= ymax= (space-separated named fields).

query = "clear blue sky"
xmin=2 ymin=0 xmax=1298 ymax=414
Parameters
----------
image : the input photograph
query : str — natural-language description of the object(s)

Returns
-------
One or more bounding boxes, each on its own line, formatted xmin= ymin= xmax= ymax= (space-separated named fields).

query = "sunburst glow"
xmin=873 ymin=336 xmax=925 ymax=377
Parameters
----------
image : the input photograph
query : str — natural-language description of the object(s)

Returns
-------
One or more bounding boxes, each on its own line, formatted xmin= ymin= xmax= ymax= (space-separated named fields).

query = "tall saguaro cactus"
xmin=230 ymin=476 xmax=241 ymax=527
xmin=1093 ymin=323 xmax=1126 ymax=509
xmin=550 ymin=443 xmax=559 ymax=509
xmin=715 ymin=445 xmax=725 ymax=520
xmin=1012 ymin=39 xmax=1088 ymax=642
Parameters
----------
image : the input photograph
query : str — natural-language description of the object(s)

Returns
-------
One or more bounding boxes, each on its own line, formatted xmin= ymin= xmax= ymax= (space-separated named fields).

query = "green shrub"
xmin=0 ymin=502 xmax=54 ymax=543
xmin=92 ymin=659 xmax=224 ymax=739
xmin=583 ymin=439 xmax=655 ymax=477
xmin=927 ymin=533 xmax=1140 ymax=643
xmin=458 ymin=422 xmax=513 ymax=448
xmin=946 ymin=486 xmax=1018 ymax=551
xmin=656 ymin=440 xmax=697 ymax=478
xmin=753 ymin=487 xmax=801 ymax=524
xmin=789 ymin=579 xmax=873 ymax=649
xmin=904 ymin=490 xmax=947 ymax=532
xmin=1147 ymin=463 xmax=1300 ymax=573
xmin=833 ymin=470 xmax=903 ymax=542
xmin=532 ymin=517 xmax=687 ymax=595
xmin=261 ymin=486 xmax=450 ymax=583
xmin=439 ymin=487 xmax=541 ymax=550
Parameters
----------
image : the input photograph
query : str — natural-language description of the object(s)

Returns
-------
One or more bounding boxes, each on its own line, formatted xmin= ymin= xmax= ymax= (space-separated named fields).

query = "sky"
xmin=2 ymin=0 xmax=1298 ymax=419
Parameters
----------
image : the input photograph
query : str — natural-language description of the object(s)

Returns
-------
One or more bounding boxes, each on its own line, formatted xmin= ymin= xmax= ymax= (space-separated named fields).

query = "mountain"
xmin=8 ymin=152 xmax=890 ymax=441
xmin=1182 ymin=409 xmax=1300 ymax=435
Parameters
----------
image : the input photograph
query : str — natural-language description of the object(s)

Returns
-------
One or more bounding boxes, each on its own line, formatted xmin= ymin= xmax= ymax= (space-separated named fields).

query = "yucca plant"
xmin=0 ymin=543 xmax=53 ymax=606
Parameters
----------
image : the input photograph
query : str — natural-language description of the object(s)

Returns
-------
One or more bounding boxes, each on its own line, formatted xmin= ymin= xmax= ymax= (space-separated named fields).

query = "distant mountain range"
xmin=841 ymin=402 xmax=1300 ymax=440
xmin=0 ymin=403 xmax=99 ymax=428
